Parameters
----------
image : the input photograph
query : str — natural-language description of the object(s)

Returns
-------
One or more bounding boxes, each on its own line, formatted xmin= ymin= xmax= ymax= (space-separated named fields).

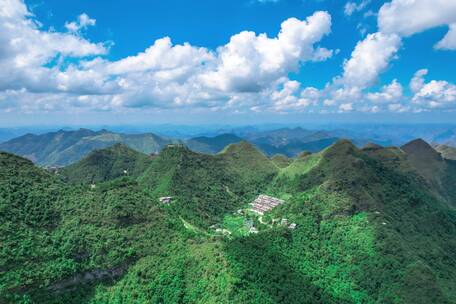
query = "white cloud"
xmin=338 ymin=32 xmax=401 ymax=89
xmin=411 ymin=69 xmax=456 ymax=109
xmin=1 ymin=0 xmax=454 ymax=117
xmin=409 ymin=69 xmax=428 ymax=93
xmin=339 ymin=103 xmax=353 ymax=112
xmin=0 ymin=0 xmax=107 ymax=94
xmin=388 ymin=103 xmax=409 ymax=113
xmin=267 ymin=79 xmax=321 ymax=112
xmin=366 ymin=79 xmax=403 ymax=103
xmin=314 ymin=0 xmax=456 ymax=114
xmin=104 ymin=37 xmax=213 ymax=75
xmin=0 ymin=1 xmax=334 ymax=113
xmin=378 ymin=0 xmax=456 ymax=50
xmin=65 ymin=13 xmax=96 ymax=33
xmin=435 ymin=23 xmax=456 ymax=50
xmin=199 ymin=12 xmax=332 ymax=93
xmin=344 ymin=0 xmax=371 ymax=16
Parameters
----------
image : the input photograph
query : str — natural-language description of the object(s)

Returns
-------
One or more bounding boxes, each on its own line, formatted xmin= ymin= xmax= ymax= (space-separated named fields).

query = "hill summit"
xmin=61 ymin=144 xmax=153 ymax=184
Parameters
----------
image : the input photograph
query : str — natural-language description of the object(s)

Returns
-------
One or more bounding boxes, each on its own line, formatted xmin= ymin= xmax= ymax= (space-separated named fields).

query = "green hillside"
xmin=1 ymin=139 xmax=456 ymax=303
xmin=270 ymin=154 xmax=291 ymax=168
xmin=60 ymin=144 xmax=154 ymax=184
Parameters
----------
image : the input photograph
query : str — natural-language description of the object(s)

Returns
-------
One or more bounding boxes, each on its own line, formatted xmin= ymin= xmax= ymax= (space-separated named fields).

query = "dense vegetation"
xmin=61 ymin=144 xmax=154 ymax=184
xmin=1 ymin=138 xmax=456 ymax=303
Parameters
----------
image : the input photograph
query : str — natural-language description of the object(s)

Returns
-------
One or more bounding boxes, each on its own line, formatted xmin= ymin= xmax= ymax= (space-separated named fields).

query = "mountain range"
xmin=1 ymin=137 xmax=456 ymax=303
xmin=0 ymin=129 xmax=172 ymax=166
xmin=2 ymin=126 xmax=456 ymax=167
xmin=0 ymin=127 xmax=355 ymax=166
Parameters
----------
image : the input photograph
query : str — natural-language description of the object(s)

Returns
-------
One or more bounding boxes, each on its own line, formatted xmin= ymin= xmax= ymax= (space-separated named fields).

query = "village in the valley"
xmin=159 ymin=194 xmax=297 ymax=238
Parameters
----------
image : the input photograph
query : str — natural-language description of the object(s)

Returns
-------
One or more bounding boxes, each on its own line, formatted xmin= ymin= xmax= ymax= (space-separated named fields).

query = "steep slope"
xmin=0 ymin=152 xmax=178 ymax=303
xmin=401 ymin=139 xmax=445 ymax=178
xmin=139 ymin=144 xmax=244 ymax=227
xmin=270 ymin=154 xmax=291 ymax=168
xmin=400 ymin=139 xmax=456 ymax=204
xmin=261 ymin=140 xmax=456 ymax=303
xmin=139 ymin=142 xmax=278 ymax=227
xmin=434 ymin=144 xmax=456 ymax=160
xmin=218 ymin=141 xmax=279 ymax=193
xmin=186 ymin=133 xmax=243 ymax=154
xmin=0 ymin=129 xmax=171 ymax=166
xmin=60 ymin=144 xmax=154 ymax=184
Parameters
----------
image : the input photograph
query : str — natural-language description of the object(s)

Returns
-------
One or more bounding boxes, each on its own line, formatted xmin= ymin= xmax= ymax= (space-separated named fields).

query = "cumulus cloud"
xmin=339 ymin=103 xmax=354 ymax=112
xmin=410 ymin=69 xmax=428 ymax=93
xmin=344 ymin=0 xmax=371 ymax=16
xmin=317 ymin=0 xmax=456 ymax=113
xmin=366 ymin=79 xmax=403 ymax=103
xmin=378 ymin=0 xmax=456 ymax=50
xmin=0 ymin=0 xmax=335 ymax=113
xmin=96 ymin=11 xmax=333 ymax=109
xmin=266 ymin=79 xmax=321 ymax=112
xmin=435 ymin=24 xmax=456 ymax=50
xmin=0 ymin=0 xmax=107 ymax=94
xmin=199 ymin=12 xmax=332 ymax=93
xmin=65 ymin=13 xmax=96 ymax=33
xmin=338 ymin=32 xmax=401 ymax=89
xmin=1 ymin=0 xmax=455 ymax=117
xmin=410 ymin=69 xmax=456 ymax=109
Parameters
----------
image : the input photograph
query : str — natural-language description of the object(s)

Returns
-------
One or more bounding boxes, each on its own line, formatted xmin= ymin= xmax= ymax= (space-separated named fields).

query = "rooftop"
xmin=250 ymin=194 xmax=285 ymax=215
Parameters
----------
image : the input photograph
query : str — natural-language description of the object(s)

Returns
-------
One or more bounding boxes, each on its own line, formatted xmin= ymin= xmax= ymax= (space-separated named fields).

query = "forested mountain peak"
xmin=219 ymin=140 xmax=261 ymax=154
xmin=60 ymin=143 xmax=153 ymax=184
xmin=401 ymin=138 xmax=442 ymax=161
xmin=362 ymin=142 xmax=383 ymax=150
xmin=321 ymin=139 xmax=360 ymax=158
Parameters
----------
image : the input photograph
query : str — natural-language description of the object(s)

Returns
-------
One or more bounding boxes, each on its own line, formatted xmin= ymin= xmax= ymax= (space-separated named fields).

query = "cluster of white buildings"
xmin=250 ymin=194 xmax=285 ymax=215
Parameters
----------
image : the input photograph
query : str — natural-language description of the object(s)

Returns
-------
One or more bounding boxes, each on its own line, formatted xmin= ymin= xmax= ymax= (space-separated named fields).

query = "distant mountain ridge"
xmin=186 ymin=133 xmax=243 ymax=154
xmin=434 ymin=144 xmax=456 ymax=160
xmin=0 ymin=128 xmax=172 ymax=166
xmin=3 ymin=126 xmax=456 ymax=167
xmin=186 ymin=127 xmax=342 ymax=156
xmin=0 ymin=128 xmax=344 ymax=165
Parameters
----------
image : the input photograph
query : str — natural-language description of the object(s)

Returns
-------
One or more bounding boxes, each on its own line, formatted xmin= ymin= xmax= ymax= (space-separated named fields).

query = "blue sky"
xmin=0 ymin=0 xmax=455 ymax=126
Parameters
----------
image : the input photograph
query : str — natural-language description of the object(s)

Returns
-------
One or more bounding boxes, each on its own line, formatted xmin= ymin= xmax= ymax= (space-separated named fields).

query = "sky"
xmin=0 ymin=0 xmax=455 ymax=126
